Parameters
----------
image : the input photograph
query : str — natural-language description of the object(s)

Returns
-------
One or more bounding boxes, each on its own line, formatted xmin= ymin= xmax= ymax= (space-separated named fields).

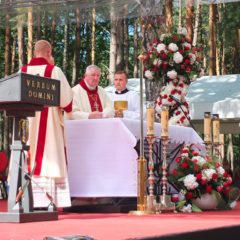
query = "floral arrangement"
xmin=143 ymin=27 xmax=203 ymax=126
xmin=169 ymin=144 xmax=240 ymax=212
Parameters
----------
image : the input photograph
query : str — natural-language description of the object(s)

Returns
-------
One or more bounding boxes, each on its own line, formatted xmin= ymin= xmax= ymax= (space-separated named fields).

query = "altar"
xmin=64 ymin=118 xmax=204 ymax=198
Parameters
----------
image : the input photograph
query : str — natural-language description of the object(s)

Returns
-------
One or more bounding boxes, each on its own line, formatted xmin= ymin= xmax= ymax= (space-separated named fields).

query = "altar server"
xmin=21 ymin=40 xmax=73 ymax=208
xmin=107 ymin=70 xmax=141 ymax=120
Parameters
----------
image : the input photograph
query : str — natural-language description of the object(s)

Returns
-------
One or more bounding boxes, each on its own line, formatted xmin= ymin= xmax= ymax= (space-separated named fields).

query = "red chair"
xmin=0 ymin=151 xmax=9 ymax=199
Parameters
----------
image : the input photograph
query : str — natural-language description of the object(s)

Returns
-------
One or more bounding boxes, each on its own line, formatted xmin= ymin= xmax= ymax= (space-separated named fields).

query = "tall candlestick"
xmin=204 ymin=112 xmax=211 ymax=143
xmin=146 ymin=101 xmax=155 ymax=136
xmin=212 ymin=114 xmax=220 ymax=144
xmin=161 ymin=105 xmax=169 ymax=139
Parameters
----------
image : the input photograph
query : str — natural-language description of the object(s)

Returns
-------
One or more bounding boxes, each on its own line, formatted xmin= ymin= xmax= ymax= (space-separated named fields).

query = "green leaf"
xmin=176 ymin=200 xmax=186 ymax=209
xmin=191 ymin=203 xmax=203 ymax=212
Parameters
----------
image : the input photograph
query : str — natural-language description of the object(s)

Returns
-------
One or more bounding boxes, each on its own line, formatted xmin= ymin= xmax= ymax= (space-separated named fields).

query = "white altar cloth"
xmin=64 ymin=118 xmax=204 ymax=197
xmin=64 ymin=118 xmax=138 ymax=197
xmin=122 ymin=119 xmax=204 ymax=146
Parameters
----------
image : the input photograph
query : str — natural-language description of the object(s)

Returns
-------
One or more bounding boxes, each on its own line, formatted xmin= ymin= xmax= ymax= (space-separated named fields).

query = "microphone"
xmin=169 ymin=95 xmax=182 ymax=105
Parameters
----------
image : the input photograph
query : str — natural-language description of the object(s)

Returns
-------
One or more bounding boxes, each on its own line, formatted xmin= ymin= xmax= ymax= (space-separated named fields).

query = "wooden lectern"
xmin=0 ymin=72 xmax=60 ymax=223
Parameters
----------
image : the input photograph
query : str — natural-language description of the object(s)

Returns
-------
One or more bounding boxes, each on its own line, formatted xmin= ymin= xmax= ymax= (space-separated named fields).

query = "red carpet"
xmin=1 ymin=200 xmax=240 ymax=240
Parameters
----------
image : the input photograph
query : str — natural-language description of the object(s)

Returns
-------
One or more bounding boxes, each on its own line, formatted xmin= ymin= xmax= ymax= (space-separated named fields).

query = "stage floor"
xmin=1 ymin=199 xmax=240 ymax=240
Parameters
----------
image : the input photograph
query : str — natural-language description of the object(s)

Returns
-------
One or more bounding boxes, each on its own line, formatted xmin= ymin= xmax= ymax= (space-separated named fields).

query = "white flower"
xmin=160 ymin=33 xmax=171 ymax=41
xmin=216 ymin=166 xmax=225 ymax=176
xmin=189 ymin=53 xmax=196 ymax=64
xmin=145 ymin=70 xmax=154 ymax=80
xmin=229 ymin=201 xmax=237 ymax=209
xmin=177 ymin=27 xmax=188 ymax=36
xmin=168 ymin=43 xmax=178 ymax=52
xmin=180 ymin=204 xmax=192 ymax=213
xmin=153 ymin=58 xmax=162 ymax=66
xmin=157 ymin=43 xmax=166 ymax=53
xmin=173 ymin=52 xmax=183 ymax=64
xmin=182 ymin=42 xmax=192 ymax=50
xmin=192 ymin=156 xmax=206 ymax=166
xmin=167 ymin=70 xmax=177 ymax=79
xmin=180 ymin=152 xmax=189 ymax=157
xmin=183 ymin=174 xmax=199 ymax=190
xmin=202 ymin=169 xmax=217 ymax=181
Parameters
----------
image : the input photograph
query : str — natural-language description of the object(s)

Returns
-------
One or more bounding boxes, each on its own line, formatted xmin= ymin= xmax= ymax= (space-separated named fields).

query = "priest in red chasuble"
xmin=21 ymin=40 xmax=73 ymax=208
xmin=68 ymin=65 xmax=114 ymax=119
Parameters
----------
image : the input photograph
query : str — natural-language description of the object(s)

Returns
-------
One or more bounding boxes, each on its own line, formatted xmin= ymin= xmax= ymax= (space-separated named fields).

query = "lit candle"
xmin=204 ymin=112 xmax=211 ymax=143
xmin=146 ymin=102 xmax=155 ymax=136
xmin=161 ymin=105 xmax=169 ymax=139
xmin=212 ymin=114 xmax=220 ymax=143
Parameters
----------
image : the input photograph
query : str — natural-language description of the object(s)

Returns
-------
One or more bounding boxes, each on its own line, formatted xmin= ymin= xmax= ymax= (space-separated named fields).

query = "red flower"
xmin=185 ymin=66 xmax=191 ymax=72
xmin=212 ymin=173 xmax=218 ymax=180
xmin=161 ymin=53 xmax=167 ymax=59
xmin=192 ymin=151 xmax=199 ymax=156
xmin=217 ymin=186 xmax=223 ymax=192
xmin=186 ymin=192 xmax=194 ymax=199
xmin=175 ymin=157 xmax=181 ymax=163
xmin=206 ymin=185 xmax=212 ymax=193
xmin=196 ymin=173 xmax=202 ymax=180
xmin=201 ymin=180 xmax=207 ymax=185
xmin=181 ymin=162 xmax=189 ymax=169
xmin=172 ymin=169 xmax=178 ymax=176
xmin=171 ymin=195 xmax=179 ymax=202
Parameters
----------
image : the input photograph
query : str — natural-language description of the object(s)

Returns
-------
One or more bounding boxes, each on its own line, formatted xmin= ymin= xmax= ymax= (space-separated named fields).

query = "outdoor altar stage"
xmin=0 ymin=199 xmax=240 ymax=240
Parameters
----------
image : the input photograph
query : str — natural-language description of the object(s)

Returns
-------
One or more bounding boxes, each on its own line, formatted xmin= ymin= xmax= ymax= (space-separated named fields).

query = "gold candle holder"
xmin=212 ymin=114 xmax=221 ymax=161
xmin=129 ymin=55 xmax=148 ymax=215
xmin=159 ymin=105 xmax=175 ymax=213
xmin=114 ymin=100 xmax=128 ymax=118
xmin=146 ymin=135 xmax=156 ymax=213
xmin=146 ymin=102 xmax=156 ymax=213
xmin=204 ymin=112 xmax=212 ymax=157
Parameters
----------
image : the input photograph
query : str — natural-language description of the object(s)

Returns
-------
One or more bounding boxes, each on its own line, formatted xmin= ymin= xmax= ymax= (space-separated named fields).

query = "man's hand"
xmin=88 ymin=111 xmax=103 ymax=119
xmin=115 ymin=110 xmax=124 ymax=118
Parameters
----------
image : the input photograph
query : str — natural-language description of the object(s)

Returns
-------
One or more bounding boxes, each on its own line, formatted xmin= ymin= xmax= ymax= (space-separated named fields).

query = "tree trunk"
xmin=192 ymin=3 xmax=201 ymax=46
xmin=109 ymin=19 xmax=117 ymax=83
xmin=133 ymin=18 xmax=138 ymax=78
xmin=209 ymin=4 xmax=217 ymax=75
xmin=4 ymin=13 xmax=11 ymax=77
xmin=116 ymin=19 xmax=124 ymax=71
xmin=11 ymin=36 xmax=16 ymax=74
xmin=63 ymin=14 xmax=68 ymax=74
xmin=91 ymin=7 xmax=96 ymax=65
xmin=165 ymin=0 xmax=173 ymax=33
xmin=36 ymin=9 xmax=41 ymax=40
xmin=51 ymin=11 xmax=57 ymax=48
xmin=178 ymin=0 xmax=182 ymax=28
xmin=123 ymin=16 xmax=129 ymax=74
xmin=186 ymin=0 xmax=194 ymax=43
xmin=17 ymin=17 xmax=24 ymax=68
xmin=27 ymin=6 xmax=33 ymax=63
xmin=72 ymin=8 xmax=81 ymax=86
xmin=86 ymin=21 xmax=91 ymax=66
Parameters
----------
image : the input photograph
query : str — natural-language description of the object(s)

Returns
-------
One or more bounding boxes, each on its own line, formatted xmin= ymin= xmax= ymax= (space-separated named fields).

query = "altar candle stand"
xmin=146 ymin=101 xmax=156 ymax=213
xmin=159 ymin=105 xmax=175 ymax=213
xmin=212 ymin=114 xmax=220 ymax=161
xmin=204 ymin=112 xmax=212 ymax=157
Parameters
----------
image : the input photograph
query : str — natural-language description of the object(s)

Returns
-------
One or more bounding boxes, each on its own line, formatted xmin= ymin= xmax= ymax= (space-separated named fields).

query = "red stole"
xmin=79 ymin=80 xmax=103 ymax=112
xmin=21 ymin=58 xmax=54 ymax=176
